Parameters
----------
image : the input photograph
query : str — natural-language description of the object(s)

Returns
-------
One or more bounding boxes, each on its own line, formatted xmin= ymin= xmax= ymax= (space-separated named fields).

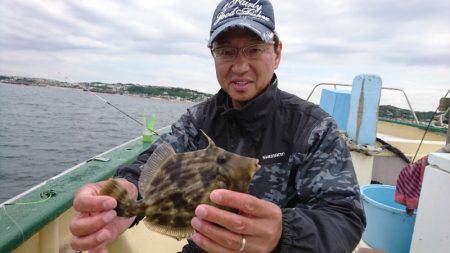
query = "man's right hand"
xmin=70 ymin=178 xmax=138 ymax=253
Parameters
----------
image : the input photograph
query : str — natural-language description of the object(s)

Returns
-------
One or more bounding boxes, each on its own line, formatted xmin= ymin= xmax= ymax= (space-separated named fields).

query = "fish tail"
xmin=100 ymin=178 xmax=147 ymax=217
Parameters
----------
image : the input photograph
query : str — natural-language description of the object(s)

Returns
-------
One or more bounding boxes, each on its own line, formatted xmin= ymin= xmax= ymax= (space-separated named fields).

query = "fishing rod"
xmin=411 ymin=89 xmax=450 ymax=162
xmin=88 ymin=90 xmax=160 ymax=136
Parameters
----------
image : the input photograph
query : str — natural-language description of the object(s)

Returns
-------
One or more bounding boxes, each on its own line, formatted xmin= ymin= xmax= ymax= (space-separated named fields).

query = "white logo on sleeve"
xmin=262 ymin=152 xmax=285 ymax=160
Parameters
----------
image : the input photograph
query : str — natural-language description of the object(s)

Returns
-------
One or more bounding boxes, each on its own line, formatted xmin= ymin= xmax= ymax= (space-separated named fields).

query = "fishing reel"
xmin=40 ymin=189 xmax=57 ymax=199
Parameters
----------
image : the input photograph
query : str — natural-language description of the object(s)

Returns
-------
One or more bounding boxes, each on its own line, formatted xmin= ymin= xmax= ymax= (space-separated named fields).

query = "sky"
xmin=1 ymin=0 xmax=449 ymax=111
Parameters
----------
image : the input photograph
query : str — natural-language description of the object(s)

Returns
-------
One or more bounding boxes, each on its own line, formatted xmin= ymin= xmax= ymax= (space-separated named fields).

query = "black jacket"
xmin=116 ymin=75 xmax=366 ymax=252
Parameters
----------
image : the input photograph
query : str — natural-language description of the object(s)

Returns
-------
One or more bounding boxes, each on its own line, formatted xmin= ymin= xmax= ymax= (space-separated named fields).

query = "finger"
xmin=70 ymin=228 xmax=111 ymax=251
xmin=191 ymin=232 xmax=236 ymax=253
xmin=70 ymin=210 xmax=117 ymax=237
xmin=195 ymin=204 xmax=257 ymax=235
xmin=191 ymin=217 xmax=242 ymax=251
xmin=210 ymin=189 xmax=275 ymax=217
xmin=73 ymin=194 xmax=117 ymax=213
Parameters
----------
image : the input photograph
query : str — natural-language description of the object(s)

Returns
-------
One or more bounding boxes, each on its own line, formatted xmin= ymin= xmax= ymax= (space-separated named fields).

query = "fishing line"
xmin=2 ymin=205 xmax=24 ymax=242
xmin=4 ymin=190 xmax=56 ymax=206
xmin=88 ymin=90 xmax=160 ymax=136
xmin=1 ymin=190 xmax=57 ymax=241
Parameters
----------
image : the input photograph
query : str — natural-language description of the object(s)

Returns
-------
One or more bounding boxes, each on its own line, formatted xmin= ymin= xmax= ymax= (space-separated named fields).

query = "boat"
xmin=1 ymin=74 xmax=448 ymax=253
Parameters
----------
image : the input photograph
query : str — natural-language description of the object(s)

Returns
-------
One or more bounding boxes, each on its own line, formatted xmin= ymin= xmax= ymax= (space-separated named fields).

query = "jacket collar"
xmin=216 ymin=74 xmax=279 ymax=140
xmin=218 ymin=74 xmax=279 ymax=118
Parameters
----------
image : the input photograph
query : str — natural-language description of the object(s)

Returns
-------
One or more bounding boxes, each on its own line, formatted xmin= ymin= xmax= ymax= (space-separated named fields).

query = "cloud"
xmin=277 ymin=0 xmax=450 ymax=67
xmin=0 ymin=0 xmax=449 ymax=110
xmin=350 ymin=0 xmax=450 ymax=22
xmin=385 ymin=52 xmax=450 ymax=67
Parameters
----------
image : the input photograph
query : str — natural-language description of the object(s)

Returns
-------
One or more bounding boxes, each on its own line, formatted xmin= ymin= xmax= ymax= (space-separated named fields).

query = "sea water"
xmin=0 ymin=83 xmax=193 ymax=203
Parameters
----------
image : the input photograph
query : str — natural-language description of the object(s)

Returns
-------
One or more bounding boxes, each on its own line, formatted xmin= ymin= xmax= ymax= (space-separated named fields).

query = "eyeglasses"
xmin=211 ymin=42 xmax=274 ymax=62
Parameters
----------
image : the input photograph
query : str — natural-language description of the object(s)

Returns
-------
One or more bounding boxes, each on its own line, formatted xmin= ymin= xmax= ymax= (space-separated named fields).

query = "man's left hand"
xmin=191 ymin=189 xmax=282 ymax=253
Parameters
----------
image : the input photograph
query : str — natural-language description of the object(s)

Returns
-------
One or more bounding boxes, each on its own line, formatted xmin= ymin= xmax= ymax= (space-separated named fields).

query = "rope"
xmin=376 ymin=137 xmax=410 ymax=164
xmin=341 ymin=132 xmax=383 ymax=156
xmin=346 ymin=141 xmax=383 ymax=156
xmin=355 ymin=79 xmax=365 ymax=144
xmin=342 ymin=133 xmax=410 ymax=162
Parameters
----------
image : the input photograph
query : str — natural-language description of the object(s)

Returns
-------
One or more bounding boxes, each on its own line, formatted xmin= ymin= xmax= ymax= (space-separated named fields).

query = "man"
xmin=70 ymin=0 xmax=366 ymax=252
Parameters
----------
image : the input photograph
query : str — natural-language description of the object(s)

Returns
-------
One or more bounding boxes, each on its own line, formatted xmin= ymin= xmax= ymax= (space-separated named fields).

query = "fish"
xmin=100 ymin=130 xmax=260 ymax=240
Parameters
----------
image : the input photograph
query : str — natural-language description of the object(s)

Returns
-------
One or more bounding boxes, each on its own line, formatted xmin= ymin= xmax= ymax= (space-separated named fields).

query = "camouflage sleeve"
xmin=278 ymin=117 xmax=366 ymax=253
xmin=114 ymin=108 xmax=201 ymax=226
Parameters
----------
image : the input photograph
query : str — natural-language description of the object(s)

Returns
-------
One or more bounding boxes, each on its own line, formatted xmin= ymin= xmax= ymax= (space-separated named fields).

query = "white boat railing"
xmin=306 ymin=83 xmax=421 ymax=125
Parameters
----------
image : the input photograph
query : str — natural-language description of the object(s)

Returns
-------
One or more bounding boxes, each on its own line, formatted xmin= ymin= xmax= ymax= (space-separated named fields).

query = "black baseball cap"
xmin=208 ymin=0 xmax=276 ymax=47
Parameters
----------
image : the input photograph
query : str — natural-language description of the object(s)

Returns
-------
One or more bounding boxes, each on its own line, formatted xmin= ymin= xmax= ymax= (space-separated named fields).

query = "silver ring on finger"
xmin=239 ymin=236 xmax=246 ymax=252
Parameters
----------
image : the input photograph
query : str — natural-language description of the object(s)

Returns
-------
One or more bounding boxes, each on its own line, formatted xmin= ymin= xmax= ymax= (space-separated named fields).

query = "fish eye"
xmin=217 ymin=154 xmax=228 ymax=164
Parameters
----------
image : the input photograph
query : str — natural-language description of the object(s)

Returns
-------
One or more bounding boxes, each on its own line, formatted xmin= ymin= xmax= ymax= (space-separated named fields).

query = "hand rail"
xmin=306 ymin=83 xmax=421 ymax=125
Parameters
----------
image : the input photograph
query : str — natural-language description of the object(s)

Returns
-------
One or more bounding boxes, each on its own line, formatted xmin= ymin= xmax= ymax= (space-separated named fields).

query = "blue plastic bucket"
xmin=361 ymin=185 xmax=416 ymax=253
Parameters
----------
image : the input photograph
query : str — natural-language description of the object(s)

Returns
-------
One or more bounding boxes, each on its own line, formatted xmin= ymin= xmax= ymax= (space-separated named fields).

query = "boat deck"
xmin=377 ymin=121 xmax=446 ymax=159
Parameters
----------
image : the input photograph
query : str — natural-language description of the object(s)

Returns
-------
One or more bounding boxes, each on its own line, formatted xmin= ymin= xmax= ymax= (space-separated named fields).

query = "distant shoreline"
xmin=0 ymin=81 xmax=198 ymax=105
xmin=0 ymin=74 xmax=212 ymax=103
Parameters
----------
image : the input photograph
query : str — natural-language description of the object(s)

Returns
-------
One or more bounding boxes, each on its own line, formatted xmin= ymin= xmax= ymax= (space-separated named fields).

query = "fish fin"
xmin=143 ymin=217 xmax=194 ymax=241
xmin=199 ymin=129 xmax=215 ymax=148
xmin=139 ymin=142 xmax=176 ymax=197
xmin=100 ymin=178 xmax=145 ymax=217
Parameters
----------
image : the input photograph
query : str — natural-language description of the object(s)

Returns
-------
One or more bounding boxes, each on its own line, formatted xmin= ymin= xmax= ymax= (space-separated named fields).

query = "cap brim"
xmin=207 ymin=19 xmax=273 ymax=47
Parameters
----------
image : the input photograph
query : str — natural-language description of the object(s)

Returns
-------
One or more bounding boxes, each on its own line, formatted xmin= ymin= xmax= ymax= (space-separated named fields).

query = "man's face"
xmin=212 ymin=28 xmax=282 ymax=109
